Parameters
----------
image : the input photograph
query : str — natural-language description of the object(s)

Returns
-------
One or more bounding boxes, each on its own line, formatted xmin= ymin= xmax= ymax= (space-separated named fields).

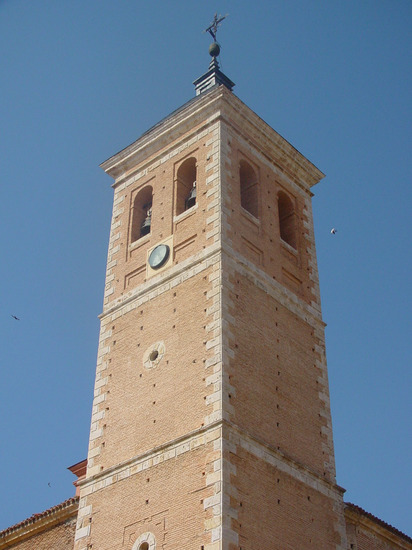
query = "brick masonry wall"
xmin=76 ymin=86 xmax=342 ymax=550
xmin=3 ymin=517 xmax=76 ymax=550
xmin=75 ymin=427 xmax=223 ymax=550
xmin=227 ymin=447 xmax=344 ymax=549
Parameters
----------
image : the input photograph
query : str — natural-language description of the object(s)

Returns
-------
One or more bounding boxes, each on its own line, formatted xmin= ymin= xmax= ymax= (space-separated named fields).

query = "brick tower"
xmin=73 ymin=44 xmax=348 ymax=550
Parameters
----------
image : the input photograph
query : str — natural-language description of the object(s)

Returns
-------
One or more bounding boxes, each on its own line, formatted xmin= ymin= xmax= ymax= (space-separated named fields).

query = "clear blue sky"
xmin=1 ymin=0 xmax=411 ymax=536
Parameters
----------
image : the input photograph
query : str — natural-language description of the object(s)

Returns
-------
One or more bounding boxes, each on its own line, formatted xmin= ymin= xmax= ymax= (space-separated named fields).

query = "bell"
xmin=185 ymin=182 xmax=197 ymax=210
xmin=140 ymin=206 xmax=152 ymax=237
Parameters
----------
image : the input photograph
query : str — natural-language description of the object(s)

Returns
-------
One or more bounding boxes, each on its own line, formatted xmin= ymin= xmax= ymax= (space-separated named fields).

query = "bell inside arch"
xmin=140 ymin=204 xmax=152 ymax=237
xmin=185 ymin=181 xmax=197 ymax=210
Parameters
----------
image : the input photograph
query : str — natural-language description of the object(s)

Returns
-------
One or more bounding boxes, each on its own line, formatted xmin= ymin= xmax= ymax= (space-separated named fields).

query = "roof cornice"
xmin=0 ymin=497 xmax=78 ymax=548
xmin=344 ymin=502 xmax=412 ymax=548
xmin=100 ymin=86 xmax=324 ymax=191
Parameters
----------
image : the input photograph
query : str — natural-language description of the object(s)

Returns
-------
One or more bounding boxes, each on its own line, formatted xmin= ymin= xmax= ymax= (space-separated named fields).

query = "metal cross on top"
xmin=204 ymin=13 xmax=228 ymax=42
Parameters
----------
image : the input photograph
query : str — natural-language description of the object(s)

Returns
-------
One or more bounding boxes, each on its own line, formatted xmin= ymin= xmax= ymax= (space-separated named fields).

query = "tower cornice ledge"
xmin=100 ymin=86 xmax=324 ymax=191
xmin=99 ymin=242 xmax=325 ymax=329
xmin=78 ymin=420 xmax=344 ymax=501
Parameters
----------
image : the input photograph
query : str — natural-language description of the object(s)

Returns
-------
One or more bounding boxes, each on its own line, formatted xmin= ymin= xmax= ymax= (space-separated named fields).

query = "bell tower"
xmin=73 ymin=33 xmax=347 ymax=550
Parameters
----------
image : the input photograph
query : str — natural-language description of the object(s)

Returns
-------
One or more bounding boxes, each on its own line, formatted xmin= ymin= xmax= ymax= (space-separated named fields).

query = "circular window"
xmin=143 ymin=341 xmax=165 ymax=370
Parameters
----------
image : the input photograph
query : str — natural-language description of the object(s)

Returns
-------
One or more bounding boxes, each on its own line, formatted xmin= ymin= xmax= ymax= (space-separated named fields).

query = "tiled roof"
xmin=0 ymin=496 xmax=79 ymax=538
xmin=345 ymin=502 xmax=412 ymax=544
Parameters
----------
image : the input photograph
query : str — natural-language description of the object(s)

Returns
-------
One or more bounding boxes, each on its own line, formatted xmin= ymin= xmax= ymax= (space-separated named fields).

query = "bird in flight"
xmin=330 ymin=228 xmax=337 ymax=235
xmin=11 ymin=315 xmax=20 ymax=320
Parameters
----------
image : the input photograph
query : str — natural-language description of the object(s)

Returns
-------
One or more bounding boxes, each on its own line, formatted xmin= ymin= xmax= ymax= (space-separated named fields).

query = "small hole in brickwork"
xmin=307 ymin=496 xmax=311 ymax=501
xmin=149 ymin=350 xmax=159 ymax=361
xmin=240 ymin=502 xmax=242 ymax=507
xmin=140 ymin=326 xmax=143 ymax=330
xmin=277 ymin=478 xmax=280 ymax=483
xmin=153 ymin=419 xmax=156 ymax=423
xmin=145 ymin=499 xmax=149 ymax=504
xmin=173 ymin=292 xmax=177 ymax=297
xmin=276 ymin=422 xmax=279 ymax=427
xmin=147 ymin=478 xmax=150 ymax=482
xmin=140 ymin=374 xmax=142 ymax=378
xmin=153 ymin=383 xmax=156 ymax=387
xmin=152 ymin=401 xmax=156 ymax=405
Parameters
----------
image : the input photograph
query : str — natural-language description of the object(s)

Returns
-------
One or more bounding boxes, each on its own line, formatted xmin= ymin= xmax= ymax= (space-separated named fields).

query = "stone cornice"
xmin=78 ymin=419 xmax=343 ymax=502
xmin=344 ymin=503 xmax=412 ymax=548
xmin=100 ymin=241 xmax=324 ymax=331
xmin=0 ymin=497 xmax=78 ymax=548
xmin=100 ymin=86 xmax=324 ymax=191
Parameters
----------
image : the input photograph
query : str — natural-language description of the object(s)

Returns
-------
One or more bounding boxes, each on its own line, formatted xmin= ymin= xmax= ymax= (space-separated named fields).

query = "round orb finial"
xmin=209 ymin=42 xmax=220 ymax=58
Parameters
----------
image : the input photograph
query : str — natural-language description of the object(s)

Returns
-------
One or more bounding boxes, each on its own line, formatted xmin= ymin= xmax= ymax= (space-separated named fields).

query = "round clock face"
xmin=148 ymin=244 xmax=170 ymax=270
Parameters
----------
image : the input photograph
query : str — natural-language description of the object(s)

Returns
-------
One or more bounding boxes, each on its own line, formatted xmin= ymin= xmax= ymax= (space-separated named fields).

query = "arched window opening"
xmin=240 ymin=160 xmax=259 ymax=218
xmin=278 ymin=191 xmax=296 ymax=248
xmin=132 ymin=532 xmax=156 ymax=550
xmin=176 ymin=157 xmax=197 ymax=216
xmin=131 ymin=186 xmax=153 ymax=242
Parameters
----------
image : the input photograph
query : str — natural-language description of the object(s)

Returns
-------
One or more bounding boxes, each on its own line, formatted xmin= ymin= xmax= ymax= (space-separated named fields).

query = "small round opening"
xmin=139 ymin=543 xmax=149 ymax=550
xmin=149 ymin=350 xmax=159 ymax=362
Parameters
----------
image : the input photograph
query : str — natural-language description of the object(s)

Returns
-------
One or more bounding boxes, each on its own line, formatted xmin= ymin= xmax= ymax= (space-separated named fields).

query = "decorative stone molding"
xmin=143 ymin=341 xmax=165 ymax=370
xmin=132 ymin=531 xmax=156 ymax=550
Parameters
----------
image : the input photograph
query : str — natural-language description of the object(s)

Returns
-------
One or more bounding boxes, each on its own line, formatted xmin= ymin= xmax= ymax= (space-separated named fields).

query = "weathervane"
xmin=204 ymin=13 xmax=228 ymax=43
xmin=194 ymin=12 xmax=234 ymax=94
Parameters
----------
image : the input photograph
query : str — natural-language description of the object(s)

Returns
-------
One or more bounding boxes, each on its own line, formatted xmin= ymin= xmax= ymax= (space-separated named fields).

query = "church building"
xmin=1 ymin=26 xmax=411 ymax=550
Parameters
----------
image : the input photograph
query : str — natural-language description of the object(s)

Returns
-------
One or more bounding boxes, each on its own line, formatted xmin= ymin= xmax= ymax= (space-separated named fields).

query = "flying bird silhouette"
xmin=330 ymin=228 xmax=337 ymax=235
xmin=11 ymin=315 xmax=20 ymax=320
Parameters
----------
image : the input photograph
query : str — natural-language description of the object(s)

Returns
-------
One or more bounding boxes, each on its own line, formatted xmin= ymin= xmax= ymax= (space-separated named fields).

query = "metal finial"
xmin=204 ymin=13 xmax=228 ymax=44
